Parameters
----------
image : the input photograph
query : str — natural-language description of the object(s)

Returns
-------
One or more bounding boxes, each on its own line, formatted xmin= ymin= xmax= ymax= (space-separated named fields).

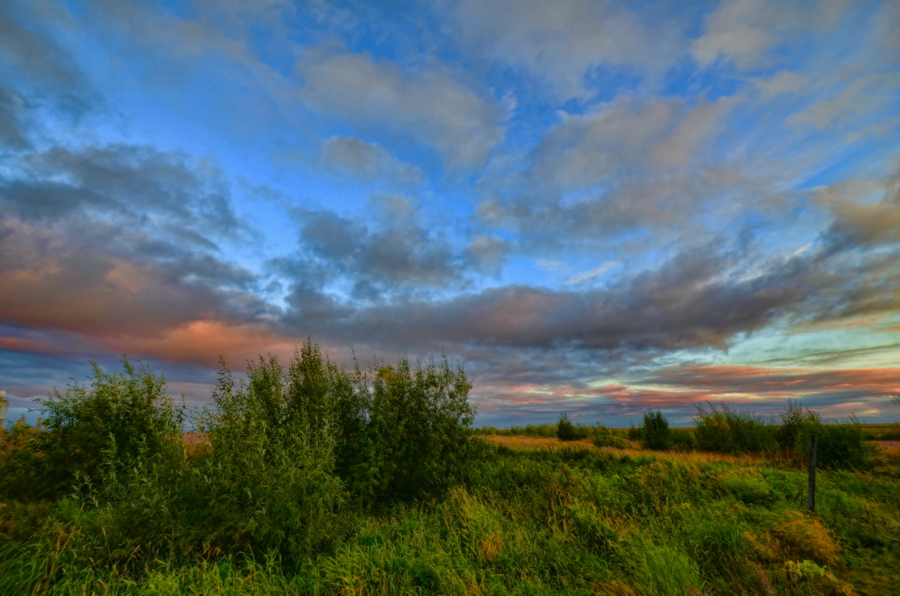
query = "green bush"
xmin=506 ymin=423 xmax=557 ymax=437
xmin=590 ymin=424 xmax=626 ymax=448
xmin=641 ymin=410 xmax=671 ymax=450
xmin=775 ymin=400 xmax=816 ymax=452
xmin=0 ymin=359 xmax=185 ymax=501
xmin=669 ymin=428 xmax=695 ymax=452
xmin=693 ymin=403 xmax=777 ymax=454
xmin=627 ymin=423 xmax=643 ymax=441
xmin=556 ymin=413 xmax=579 ymax=441
xmin=362 ymin=356 xmax=476 ymax=503
xmin=793 ymin=414 xmax=874 ymax=470
xmin=0 ymin=341 xmax=479 ymax=572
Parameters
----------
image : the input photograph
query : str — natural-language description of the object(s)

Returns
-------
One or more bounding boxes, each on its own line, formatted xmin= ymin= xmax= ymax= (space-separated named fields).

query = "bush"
xmin=792 ymin=414 xmax=874 ymax=470
xmin=0 ymin=341 xmax=479 ymax=572
xmin=627 ymin=423 xmax=643 ymax=441
xmin=506 ymin=424 xmax=558 ymax=437
xmin=641 ymin=410 xmax=671 ymax=450
xmin=775 ymin=400 xmax=815 ymax=452
xmin=556 ymin=413 xmax=579 ymax=441
xmin=669 ymin=429 xmax=695 ymax=452
xmin=590 ymin=424 xmax=626 ymax=449
xmin=693 ymin=403 xmax=777 ymax=454
xmin=362 ymin=356 xmax=476 ymax=503
xmin=0 ymin=359 xmax=185 ymax=501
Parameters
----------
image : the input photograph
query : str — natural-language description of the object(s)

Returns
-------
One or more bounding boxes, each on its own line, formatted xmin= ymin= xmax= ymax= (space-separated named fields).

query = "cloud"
xmin=285 ymin=207 xmax=466 ymax=300
xmin=320 ymin=136 xmax=422 ymax=183
xmin=636 ymin=363 xmax=900 ymax=411
xmin=0 ymin=4 xmax=99 ymax=148
xmin=463 ymin=235 xmax=510 ymax=274
xmin=1 ymin=144 xmax=252 ymax=254
xmin=446 ymin=0 xmax=686 ymax=99
xmin=816 ymin=168 xmax=900 ymax=247
xmin=477 ymin=95 xmax=742 ymax=246
xmin=562 ymin=261 xmax=618 ymax=286
xmin=691 ymin=0 xmax=851 ymax=69
xmin=296 ymin=46 xmax=504 ymax=170
xmin=753 ymin=70 xmax=808 ymax=99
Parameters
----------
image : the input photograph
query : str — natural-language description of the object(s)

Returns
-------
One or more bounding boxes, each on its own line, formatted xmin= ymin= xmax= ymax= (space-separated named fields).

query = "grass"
xmin=3 ymin=436 xmax=899 ymax=594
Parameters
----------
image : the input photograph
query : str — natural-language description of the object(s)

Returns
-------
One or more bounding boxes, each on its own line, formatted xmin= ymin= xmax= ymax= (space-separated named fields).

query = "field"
xmin=1 ymin=353 xmax=899 ymax=595
xmin=1 ymin=436 xmax=898 ymax=594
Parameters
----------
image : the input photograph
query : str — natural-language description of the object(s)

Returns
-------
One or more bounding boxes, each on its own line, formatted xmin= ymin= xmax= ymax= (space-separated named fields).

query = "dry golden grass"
xmin=483 ymin=435 xmax=764 ymax=464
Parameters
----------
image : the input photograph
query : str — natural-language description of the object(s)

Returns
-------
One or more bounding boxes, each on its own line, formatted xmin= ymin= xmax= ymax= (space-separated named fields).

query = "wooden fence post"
xmin=807 ymin=433 xmax=817 ymax=512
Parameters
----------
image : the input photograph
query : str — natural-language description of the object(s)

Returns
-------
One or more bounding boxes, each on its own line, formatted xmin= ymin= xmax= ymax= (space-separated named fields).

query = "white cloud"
xmin=563 ymin=261 xmax=618 ymax=285
xmin=446 ymin=0 xmax=685 ymax=99
xmin=321 ymin=136 xmax=422 ymax=183
xmin=692 ymin=0 xmax=852 ymax=69
xmin=753 ymin=70 xmax=808 ymax=99
xmin=296 ymin=46 xmax=504 ymax=170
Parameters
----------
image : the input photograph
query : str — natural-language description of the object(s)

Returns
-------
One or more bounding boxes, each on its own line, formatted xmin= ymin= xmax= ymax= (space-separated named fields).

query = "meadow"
xmin=1 ymin=345 xmax=898 ymax=595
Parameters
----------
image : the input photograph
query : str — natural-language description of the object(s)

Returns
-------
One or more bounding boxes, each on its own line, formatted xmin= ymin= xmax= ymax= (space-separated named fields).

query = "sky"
xmin=1 ymin=0 xmax=899 ymax=428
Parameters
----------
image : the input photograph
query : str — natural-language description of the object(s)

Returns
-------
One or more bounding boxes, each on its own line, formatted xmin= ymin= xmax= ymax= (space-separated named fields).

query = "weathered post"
xmin=807 ymin=433 xmax=817 ymax=512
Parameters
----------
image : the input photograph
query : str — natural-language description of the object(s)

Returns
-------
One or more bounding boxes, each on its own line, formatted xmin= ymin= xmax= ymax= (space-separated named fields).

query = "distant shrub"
xmin=792 ymin=413 xmax=874 ymax=470
xmin=775 ymin=400 xmax=815 ymax=452
xmin=693 ymin=403 xmax=777 ymax=454
xmin=475 ymin=426 xmax=500 ymax=435
xmin=511 ymin=423 xmax=560 ymax=438
xmin=641 ymin=410 xmax=671 ymax=450
xmin=627 ymin=423 xmax=643 ymax=441
xmin=669 ymin=428 xmax=695 ymax=452
xmin=556 ymin=414 xmax=579 ymax=441
xmin=590 ymin=424 xmax=626 ymax=449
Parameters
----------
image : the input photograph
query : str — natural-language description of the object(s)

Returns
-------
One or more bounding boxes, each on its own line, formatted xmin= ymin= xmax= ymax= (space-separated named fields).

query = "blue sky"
xmin=1 ymin=0 xmax=899 ymax=427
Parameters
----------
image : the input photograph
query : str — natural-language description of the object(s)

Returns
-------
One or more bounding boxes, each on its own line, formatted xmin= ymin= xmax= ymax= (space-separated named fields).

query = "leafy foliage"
xmin=693 ymin=403 xmax=778 ymax=455
xmin=0 ymin=359 xmax=184 ymax=501
xmin=555 ymin=413 xmax=578 ymax=441
xmin=589 ymin=424 xmax=626 ymax=448
xmin=641 ymin=410 xmax=671 ymax=450
xmin=669 ymin=428 xmax=695 ymax=452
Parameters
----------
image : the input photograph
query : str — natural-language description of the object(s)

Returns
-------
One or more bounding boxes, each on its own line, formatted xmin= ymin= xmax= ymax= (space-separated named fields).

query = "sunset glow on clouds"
xmin=1 ymin=0 xmax=899 ymax=426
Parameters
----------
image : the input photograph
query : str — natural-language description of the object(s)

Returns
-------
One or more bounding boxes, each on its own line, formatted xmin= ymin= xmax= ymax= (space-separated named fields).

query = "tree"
xmin=641 ymin=410 xmax=671 ymax=450
xmin=556 ymin=413 xmax=578 ymax=441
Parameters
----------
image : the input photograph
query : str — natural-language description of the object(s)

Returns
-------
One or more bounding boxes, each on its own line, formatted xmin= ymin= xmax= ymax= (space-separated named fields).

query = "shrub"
xmin=693 ymin=403 xmax=777 ymax=454
xmin=0 ymin=359 xmax=184 ymax=501
xmin=205 ymin=343 xmax=478 ymax=506
xmin=793 ymin=414 xmax=874 ymax=470
xmin=362 ymin=355 xmax=476 ymax=503
xmin=627 ymin=423 xmax=643 ymax=441
xmin=556 ymin=414 xmax=579 ymax=441
xmin=507 ymin=424 xmax=558 ymax=437
xmin=641 ymin=410 xmax=671 ymax=450
xmin=669 ymin=428 xmax=695 ymax=451
xmin=590 ymin=424 xmax=626 ymax=449
xmin=776 ymin=400 xmax=816 ymax=452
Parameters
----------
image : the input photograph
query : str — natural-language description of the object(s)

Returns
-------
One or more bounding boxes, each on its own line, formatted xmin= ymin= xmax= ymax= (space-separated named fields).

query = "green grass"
xmin=2 ymin=442 xmax=899 ymax=595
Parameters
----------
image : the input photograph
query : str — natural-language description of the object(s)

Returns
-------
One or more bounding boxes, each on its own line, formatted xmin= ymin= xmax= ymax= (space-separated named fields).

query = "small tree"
xmin=641 ymin=410 xmax=671 ymax=450
xmin=556 ymin=413 xmax=578 ymax=441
